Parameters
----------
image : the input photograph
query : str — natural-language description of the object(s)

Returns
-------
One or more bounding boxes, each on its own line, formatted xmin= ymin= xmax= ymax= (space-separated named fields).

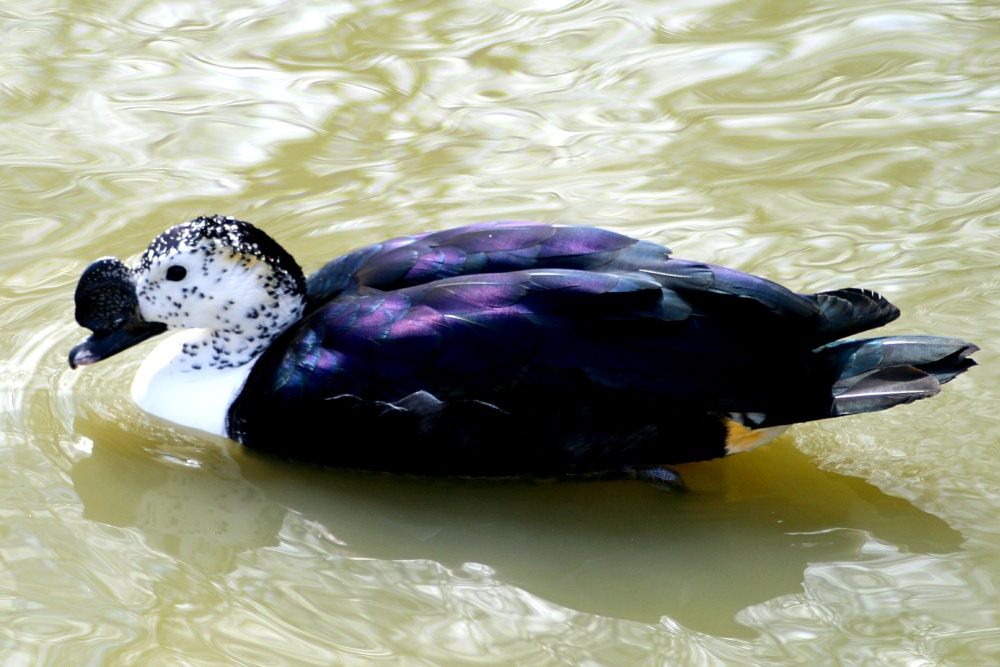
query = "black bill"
xmin=68 ymin=257 xmax=166 ymax=368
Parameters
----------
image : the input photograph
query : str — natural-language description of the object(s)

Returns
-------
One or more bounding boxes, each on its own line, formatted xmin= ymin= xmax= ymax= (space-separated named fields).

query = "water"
xmin=2 ymin=0 xmax=999 ymax=664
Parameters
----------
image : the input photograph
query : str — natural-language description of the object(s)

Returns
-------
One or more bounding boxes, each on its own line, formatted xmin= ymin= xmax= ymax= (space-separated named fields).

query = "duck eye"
xmin=165 ymin=265 xmax=187 ymax=282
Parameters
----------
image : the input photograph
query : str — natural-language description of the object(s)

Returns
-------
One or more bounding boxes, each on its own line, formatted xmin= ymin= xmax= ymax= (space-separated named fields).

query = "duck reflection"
xmin=71 ymin=415 xmax=285 ymax=573
xmin=71 ymin=413 xmax=962 ymax=637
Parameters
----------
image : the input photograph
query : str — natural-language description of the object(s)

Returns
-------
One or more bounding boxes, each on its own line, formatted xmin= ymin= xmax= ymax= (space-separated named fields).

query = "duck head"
xmin=69 ymin=215 xmax=307 ymax=371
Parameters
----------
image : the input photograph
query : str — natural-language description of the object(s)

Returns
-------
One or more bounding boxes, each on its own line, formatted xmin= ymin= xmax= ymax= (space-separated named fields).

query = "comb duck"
xmin=69 ymin=216 xmax=977 ymax=484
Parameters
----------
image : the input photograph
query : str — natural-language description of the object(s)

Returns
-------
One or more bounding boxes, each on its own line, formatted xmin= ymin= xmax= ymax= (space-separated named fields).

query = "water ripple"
xmin=1 ymin=0 xmax=999 ymax=664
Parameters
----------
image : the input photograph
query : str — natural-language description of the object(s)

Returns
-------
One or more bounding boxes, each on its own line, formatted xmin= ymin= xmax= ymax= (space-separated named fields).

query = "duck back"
xmin=227 ymin=222 xmax=976 ymax=474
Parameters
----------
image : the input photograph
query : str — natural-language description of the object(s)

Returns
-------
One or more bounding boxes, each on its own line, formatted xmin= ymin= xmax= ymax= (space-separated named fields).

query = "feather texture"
xmin=224 ymin=222 xmax=977 ymax=472
xmin=67 ymin=217 xmax=979 ymax=476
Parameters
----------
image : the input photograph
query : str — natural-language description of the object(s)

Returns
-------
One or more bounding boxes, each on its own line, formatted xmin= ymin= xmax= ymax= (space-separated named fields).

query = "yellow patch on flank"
xmin=724 ymin=420 xmax=790 ymax=456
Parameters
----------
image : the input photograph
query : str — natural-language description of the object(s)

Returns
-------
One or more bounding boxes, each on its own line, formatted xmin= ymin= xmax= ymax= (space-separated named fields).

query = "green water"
xmin=2 ymin=0 xmax=999 ymax=664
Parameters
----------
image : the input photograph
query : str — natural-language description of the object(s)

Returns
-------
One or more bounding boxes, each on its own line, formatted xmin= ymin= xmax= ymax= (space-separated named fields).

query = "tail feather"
xmin=810 ymin=288 xmax=900 ymax=346
xmin=831 ymin=366 xmax=942 ymax=416
xmin=819 ymin=336 xmax=978 ymax=418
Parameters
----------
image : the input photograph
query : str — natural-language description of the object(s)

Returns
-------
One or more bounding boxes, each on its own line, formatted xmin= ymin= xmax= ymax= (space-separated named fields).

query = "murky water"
xmin=2 ymin=0 xmax=999 ymax=664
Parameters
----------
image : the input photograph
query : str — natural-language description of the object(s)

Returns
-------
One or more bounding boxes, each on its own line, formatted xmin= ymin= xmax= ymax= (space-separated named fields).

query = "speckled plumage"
xmin=134 ymin=216 xmax=306 ymax=370
xmin=70 ymin=217 xmax=977 ymax=479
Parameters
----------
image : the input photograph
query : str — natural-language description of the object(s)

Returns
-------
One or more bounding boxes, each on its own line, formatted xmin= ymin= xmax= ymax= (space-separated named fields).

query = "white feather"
xmin=131 ymin=329 xmax=254 ymax=436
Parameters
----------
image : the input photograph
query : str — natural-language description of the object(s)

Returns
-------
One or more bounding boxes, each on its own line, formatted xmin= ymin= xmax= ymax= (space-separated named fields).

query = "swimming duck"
xmin=69 ymin=215 xmax=976 ymax=483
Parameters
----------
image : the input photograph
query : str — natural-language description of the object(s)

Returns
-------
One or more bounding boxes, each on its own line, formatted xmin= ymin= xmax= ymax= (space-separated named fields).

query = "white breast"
xmin=131 ymin=329 xmax=255 ymax=437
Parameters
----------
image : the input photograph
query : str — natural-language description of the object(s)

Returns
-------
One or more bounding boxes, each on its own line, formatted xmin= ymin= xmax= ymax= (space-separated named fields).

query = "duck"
xmin=68 ymin=215 xmax=977 ymax=485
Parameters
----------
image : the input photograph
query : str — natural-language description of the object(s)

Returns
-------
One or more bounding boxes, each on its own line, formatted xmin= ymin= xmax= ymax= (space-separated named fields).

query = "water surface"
xmin=2 ymin=0 xmax=999 ymax=664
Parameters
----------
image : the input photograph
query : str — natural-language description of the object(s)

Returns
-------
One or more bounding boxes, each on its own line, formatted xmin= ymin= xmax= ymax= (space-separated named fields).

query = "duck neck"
xmin=130 ymin=288 xmax=305 ymax=437
xmin=131 ymin=329 xmax=263 ymax=437
xmin=177 ymin=296 xmax=305 ymax=371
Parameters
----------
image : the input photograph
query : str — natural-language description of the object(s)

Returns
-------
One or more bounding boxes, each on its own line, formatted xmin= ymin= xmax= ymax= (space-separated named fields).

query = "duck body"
xmin=70 ymin=216 xmax=977 ymax=478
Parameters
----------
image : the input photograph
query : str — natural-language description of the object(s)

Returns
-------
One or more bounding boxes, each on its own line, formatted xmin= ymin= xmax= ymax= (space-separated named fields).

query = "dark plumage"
xmin=70 ymin=218 xmax=978 ymax=481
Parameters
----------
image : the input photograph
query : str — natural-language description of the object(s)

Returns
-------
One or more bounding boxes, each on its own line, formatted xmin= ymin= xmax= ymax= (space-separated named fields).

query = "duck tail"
xmin=809 ymin=287 xmax=900 ymax=346
xmin=814 ymin=336 xmax=978 ymax=418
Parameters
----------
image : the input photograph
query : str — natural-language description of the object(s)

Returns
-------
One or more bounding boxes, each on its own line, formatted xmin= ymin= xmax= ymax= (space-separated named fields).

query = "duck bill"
xmin=69 ymin=319 xmax=167 ymax=369
xmin=69 ymin=255 xmax=168 ymax=369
